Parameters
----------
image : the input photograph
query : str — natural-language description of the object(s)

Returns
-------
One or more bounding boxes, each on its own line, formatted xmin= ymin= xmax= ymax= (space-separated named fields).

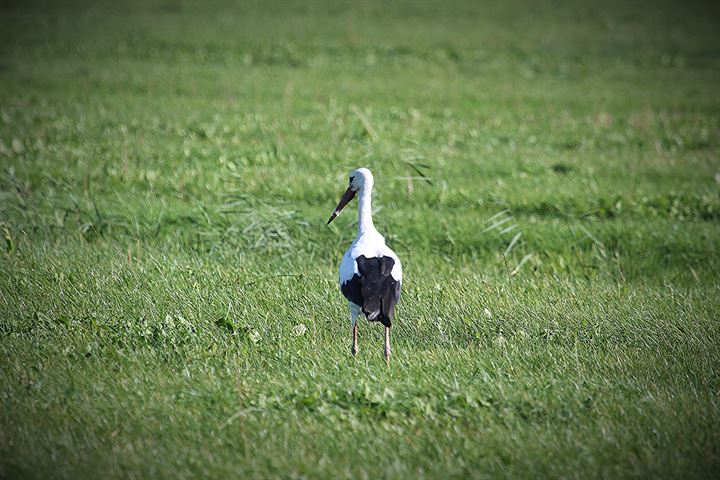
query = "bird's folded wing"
xmin=356 ymin=255 xmax=400 ymax=327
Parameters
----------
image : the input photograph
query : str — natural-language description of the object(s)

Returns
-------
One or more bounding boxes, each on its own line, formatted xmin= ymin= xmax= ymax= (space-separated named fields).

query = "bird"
xmin=327 ymin=168 xmax=402 ymax=364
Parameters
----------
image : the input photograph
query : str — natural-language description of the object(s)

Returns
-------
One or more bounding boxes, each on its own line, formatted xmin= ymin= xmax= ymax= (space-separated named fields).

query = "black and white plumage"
xmin=327 ymin=168 xmax=402 ymax=363
xmin=340 ymin=255 xmax=400 ymax=328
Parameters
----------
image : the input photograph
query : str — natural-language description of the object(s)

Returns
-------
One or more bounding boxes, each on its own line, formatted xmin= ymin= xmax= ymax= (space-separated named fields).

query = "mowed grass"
xmin=1 ymin=0 xmax=720 ymax=478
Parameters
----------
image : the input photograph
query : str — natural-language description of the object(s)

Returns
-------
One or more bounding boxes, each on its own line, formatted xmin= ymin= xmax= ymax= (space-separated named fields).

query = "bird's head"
xmin=327 ymin=168 xmax=374 ymax=225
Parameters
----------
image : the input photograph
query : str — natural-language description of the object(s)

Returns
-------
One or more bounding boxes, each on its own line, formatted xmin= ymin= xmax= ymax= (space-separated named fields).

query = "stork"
xmin=327 ymin=168 xmax=402 ymax=364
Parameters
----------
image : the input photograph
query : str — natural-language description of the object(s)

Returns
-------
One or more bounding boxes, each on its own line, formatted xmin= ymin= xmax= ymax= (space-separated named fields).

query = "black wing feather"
xmin=342 ymin=255 xmax=400 ymax=327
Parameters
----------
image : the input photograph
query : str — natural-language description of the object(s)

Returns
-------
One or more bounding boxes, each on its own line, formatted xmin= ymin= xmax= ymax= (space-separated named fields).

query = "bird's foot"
xmin=351 ymin=345 xmax=358 ymax=356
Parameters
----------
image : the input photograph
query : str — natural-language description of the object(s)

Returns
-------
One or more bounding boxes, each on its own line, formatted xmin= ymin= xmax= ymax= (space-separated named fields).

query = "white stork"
xmin=327 ymin=168 xmax=402 ymax=364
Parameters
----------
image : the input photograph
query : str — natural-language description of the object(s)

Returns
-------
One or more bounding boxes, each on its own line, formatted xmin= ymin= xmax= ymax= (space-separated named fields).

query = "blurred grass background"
xmin=1 ymin=1 xmax=719 ymax=478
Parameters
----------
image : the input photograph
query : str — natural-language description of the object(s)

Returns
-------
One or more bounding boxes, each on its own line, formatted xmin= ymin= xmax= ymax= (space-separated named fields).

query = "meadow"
xmin=1 ymin=0 xmax=719 ymax=478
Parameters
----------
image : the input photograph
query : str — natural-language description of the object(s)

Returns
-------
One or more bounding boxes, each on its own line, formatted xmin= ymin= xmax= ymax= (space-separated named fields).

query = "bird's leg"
xmin=349 ymin=305 xmax=361 ymax=357
xmin=383 ymin=327 xmax=391 ymax=364
xmin=351 ymin=318 xmax=358 ymax=356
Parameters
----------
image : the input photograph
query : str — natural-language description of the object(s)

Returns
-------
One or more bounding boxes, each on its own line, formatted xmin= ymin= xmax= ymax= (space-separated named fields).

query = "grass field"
xmin=1 ymin=0 xmax=720 ymax=478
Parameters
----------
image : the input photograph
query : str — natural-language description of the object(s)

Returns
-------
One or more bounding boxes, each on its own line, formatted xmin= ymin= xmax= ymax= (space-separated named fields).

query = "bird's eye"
xmin=349 ymin=176 xmax=354 ymax=185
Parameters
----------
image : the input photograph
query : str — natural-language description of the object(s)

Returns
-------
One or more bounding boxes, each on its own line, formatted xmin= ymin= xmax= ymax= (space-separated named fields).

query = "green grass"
xmin=1 ymin=0 xmax=719 ymax=478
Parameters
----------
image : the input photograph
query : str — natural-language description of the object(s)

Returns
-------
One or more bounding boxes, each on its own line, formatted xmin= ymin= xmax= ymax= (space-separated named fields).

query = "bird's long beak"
xmin=327 ymin=187 xmax=356 ymax=225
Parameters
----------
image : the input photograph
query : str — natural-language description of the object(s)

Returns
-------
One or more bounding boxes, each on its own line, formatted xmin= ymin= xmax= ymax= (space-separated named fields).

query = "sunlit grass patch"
xmin=1 ymin=0 xmax=719 ymax=478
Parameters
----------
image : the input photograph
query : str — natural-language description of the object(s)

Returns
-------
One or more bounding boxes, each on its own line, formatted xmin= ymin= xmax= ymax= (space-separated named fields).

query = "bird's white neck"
xmin=357 ymin=186 xmax=375 ymax=236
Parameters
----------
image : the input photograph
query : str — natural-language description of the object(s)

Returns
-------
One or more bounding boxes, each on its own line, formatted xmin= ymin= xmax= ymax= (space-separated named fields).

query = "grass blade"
xmin=504 ymin=232 xmax=522 ymax=257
